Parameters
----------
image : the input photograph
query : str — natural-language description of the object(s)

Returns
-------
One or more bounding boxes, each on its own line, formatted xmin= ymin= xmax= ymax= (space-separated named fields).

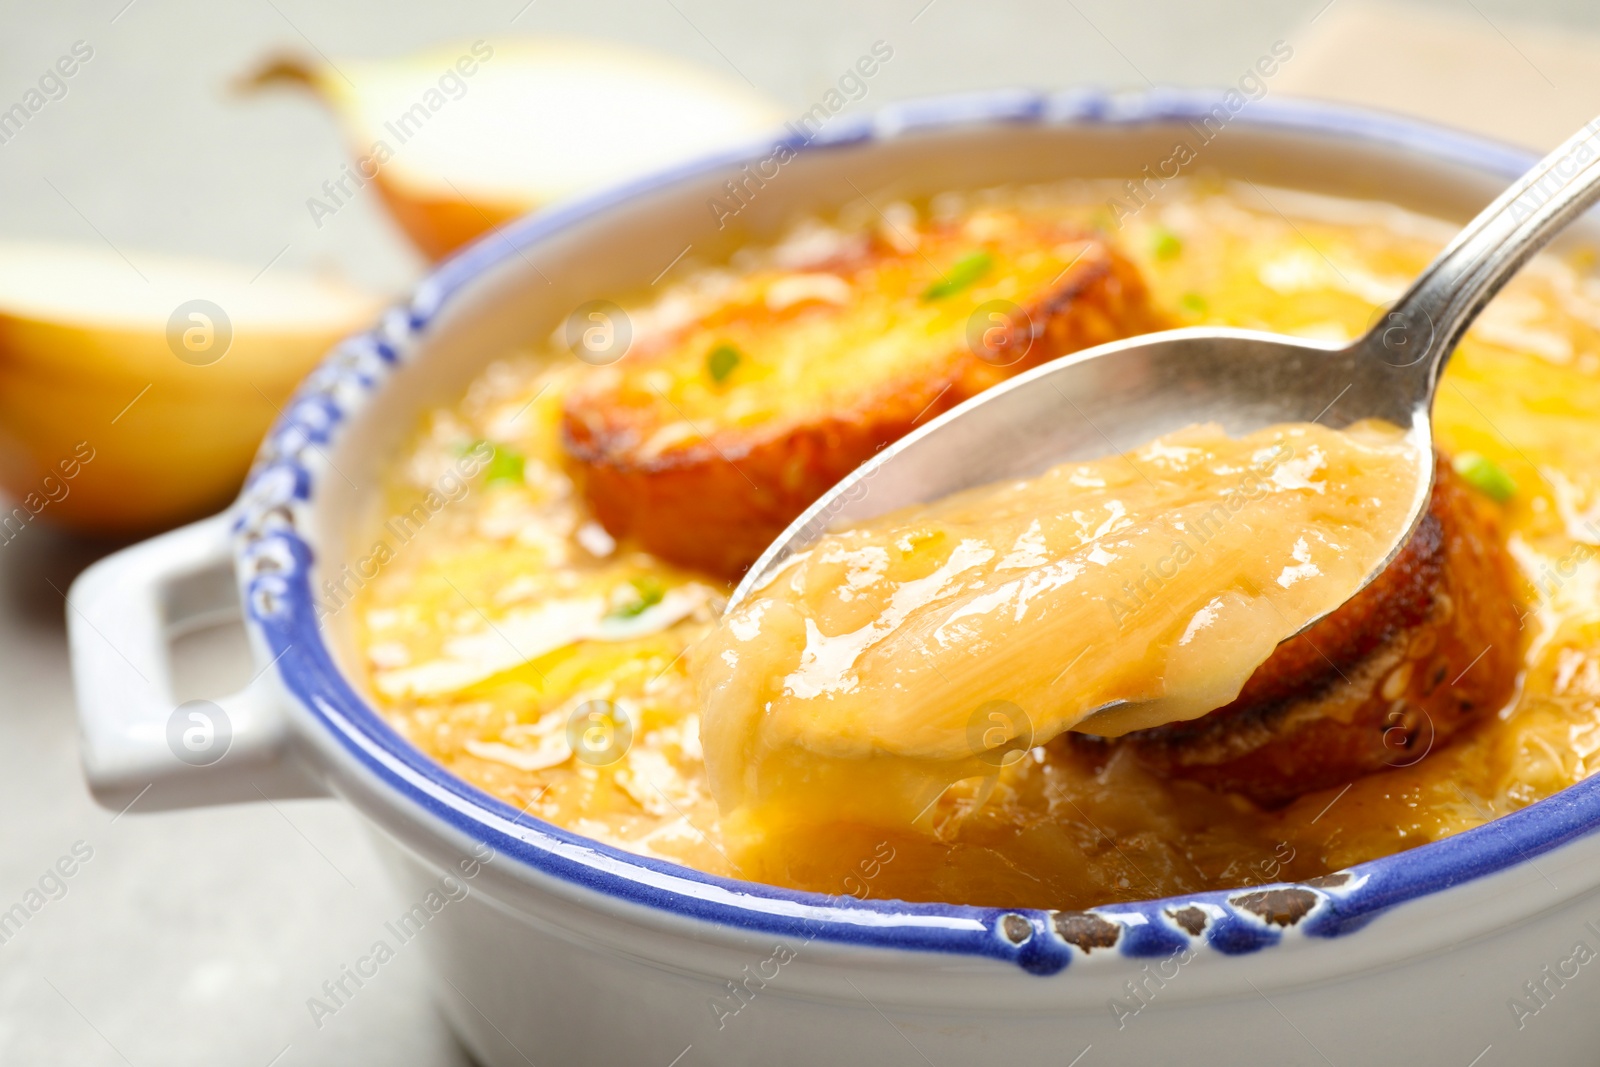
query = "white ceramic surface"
xmin=67 ymin=90 xmax=1600 ymax=1065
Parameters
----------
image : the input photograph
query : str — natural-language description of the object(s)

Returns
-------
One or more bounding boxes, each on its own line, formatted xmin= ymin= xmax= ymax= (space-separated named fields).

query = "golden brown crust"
xmin=1092 ymin=457 xmax=1523 ymax=806
xmin=562 ymin=227 xmax=1162 ymax=580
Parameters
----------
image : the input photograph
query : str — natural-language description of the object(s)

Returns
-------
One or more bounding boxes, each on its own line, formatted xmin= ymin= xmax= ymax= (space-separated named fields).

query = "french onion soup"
xmin=694 ymin=420 xmax=1424 ymax=859
xmin=354 ymin=179 xmax=1600 ymax=910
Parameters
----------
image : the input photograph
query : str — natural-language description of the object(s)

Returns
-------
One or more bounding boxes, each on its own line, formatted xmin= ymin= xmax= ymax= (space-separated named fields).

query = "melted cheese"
xmin=694 ymin=421 xmax=1421 ymax=852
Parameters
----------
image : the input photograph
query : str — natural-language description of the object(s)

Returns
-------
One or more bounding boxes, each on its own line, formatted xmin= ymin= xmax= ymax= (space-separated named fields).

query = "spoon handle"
xmin=1371 ymin=116 xmax=1600 ymax=388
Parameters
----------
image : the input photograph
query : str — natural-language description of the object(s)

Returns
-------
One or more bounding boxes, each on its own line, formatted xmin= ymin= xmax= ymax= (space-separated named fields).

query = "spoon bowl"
xmin=737 ymin=325 xmax=1422 ymax=592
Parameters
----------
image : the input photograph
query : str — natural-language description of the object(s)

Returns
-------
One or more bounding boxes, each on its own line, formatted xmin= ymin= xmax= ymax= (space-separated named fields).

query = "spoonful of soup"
xmin=694 ymin=116 xmax=1600 ymax=845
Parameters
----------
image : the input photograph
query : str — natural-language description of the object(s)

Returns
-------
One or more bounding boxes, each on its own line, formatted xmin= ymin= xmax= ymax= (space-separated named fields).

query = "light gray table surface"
xmin=4 ymin=1 xmax=1600 ymax=1063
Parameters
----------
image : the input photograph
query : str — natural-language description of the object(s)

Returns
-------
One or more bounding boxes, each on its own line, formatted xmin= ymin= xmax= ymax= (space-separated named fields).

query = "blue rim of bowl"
xmin=233 ymin=87 xmax=1588 ymax=977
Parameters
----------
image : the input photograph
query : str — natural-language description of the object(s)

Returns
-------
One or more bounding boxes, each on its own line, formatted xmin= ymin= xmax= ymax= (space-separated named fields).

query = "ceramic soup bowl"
xmin=68 ymin=90 xmax=1600 ymax=1065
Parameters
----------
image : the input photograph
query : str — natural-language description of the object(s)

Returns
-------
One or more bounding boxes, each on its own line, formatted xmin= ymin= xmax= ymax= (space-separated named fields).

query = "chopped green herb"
xmin=921 ymin=251 xmax=993 ymax=302
xmin=1454 ymin=452 xmax=1516 ymax=503
xmin=480 ymin=441 xmax=525 ymax=486
xmin=1180 ymin=292 xmax=1208 ymax=315
xmin=608 ymin=576 xmax=666 ymax=619
xmin=1152 ymin=227 xmax=1183 ymax=260
xmin=706 ymin=343 xmax=742 ymax=383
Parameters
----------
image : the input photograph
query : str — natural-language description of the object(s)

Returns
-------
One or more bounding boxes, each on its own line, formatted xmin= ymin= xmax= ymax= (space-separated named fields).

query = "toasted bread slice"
xmin=561 ymin=211 xmax=1162 ymax=578
xmin=1096 ymin=456 xmax=1523 ymax=806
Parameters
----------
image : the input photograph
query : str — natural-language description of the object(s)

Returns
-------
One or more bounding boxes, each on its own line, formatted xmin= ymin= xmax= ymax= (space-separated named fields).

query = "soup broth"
xmin=353 ymin=179 xmax=1600 ymax=909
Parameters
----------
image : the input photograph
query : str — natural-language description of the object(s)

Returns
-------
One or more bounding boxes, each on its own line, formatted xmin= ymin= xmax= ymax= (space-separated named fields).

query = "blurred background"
xmin=8 ymin=0 xmax=1600 ymax=294
xmin=3 ymin=0 xmax=1600 ymax=1063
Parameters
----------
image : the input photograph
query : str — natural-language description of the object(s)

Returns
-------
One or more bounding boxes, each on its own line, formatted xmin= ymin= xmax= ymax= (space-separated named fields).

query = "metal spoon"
xmin=731 ymin=115 xmax=1600 ymax=659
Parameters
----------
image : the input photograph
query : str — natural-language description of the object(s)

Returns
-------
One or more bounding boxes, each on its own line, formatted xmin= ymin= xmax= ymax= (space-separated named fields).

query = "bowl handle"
xmin=67 ymin=512 xmax=327 ymax=812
